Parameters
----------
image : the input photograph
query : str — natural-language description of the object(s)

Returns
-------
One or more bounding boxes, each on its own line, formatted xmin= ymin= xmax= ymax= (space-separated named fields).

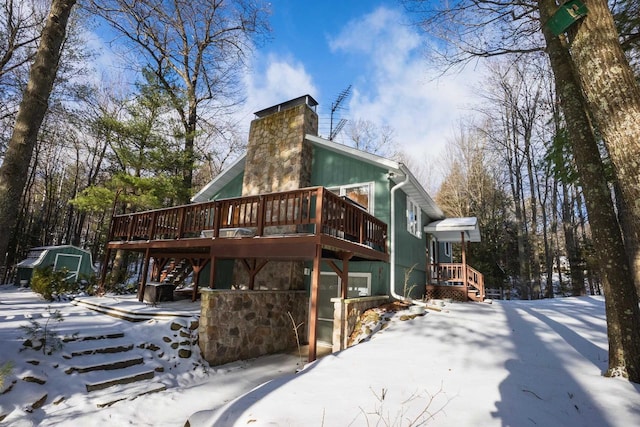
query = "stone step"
xmin=92 ymin=381 xmax=167 ymax=408
xmin=63 ymin=342 xmax=135 ymax=359
xmin=65 ymin=355 xmax=144 ymax=374
xmin=62 ymin=330 xmax=125 ymax=343
xmin=0 ymin=380 xmax=48 ymax=423
xmin=85 ymin=365 xmax=156 ymax=392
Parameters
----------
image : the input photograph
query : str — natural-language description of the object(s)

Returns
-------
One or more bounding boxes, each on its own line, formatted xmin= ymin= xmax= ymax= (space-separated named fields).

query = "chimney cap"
xmin=254 ymin=94 xmax=318 ymax=118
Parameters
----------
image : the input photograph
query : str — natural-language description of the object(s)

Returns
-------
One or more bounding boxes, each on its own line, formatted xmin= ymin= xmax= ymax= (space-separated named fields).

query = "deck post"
xmin=138 ymin=248 xmax=151 ymax=302
xmin=308 ymin=244 xmax=322 ymax=363
xmin=461 ymin=232 xmax=467 ymax=287
xmin=209 ymin=246 xmax=216 ymax=289
xmin=98 ymin=247 xmax=112 ymax=295
xmin=190 ymin=258 xmax=209 ymax=301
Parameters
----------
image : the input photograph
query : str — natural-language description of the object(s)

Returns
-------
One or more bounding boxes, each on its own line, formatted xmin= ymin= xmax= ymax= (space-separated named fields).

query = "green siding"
xmin=310 ymin=146 xmax=390 ymax=223
xmin=16 ymin=246 xmax=96 ymax=285
xmin=392 ymin=190 xmax=428 ymax=297
xmin=199 ymin=144 xmax=434 ymax=300
xmin=304 ymin=260 xmax=389 ymax=297
xmin=310 ymin=145 xmax=429 ymax=298
xmin=211 ymin=171 xmax=244 ymax=200
xmin=310 ymin=146 xmax=399 ymax=297
xmin=197 ymin=259 xmax=235 ymax=289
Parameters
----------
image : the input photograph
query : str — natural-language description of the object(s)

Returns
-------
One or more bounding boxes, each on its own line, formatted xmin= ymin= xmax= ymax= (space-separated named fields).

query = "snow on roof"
xmin=424 ymin=217 xmax=481 ymax=242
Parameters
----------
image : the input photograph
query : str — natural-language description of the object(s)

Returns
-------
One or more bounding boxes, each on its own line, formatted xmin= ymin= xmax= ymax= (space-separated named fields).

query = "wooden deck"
xmin=99 ymin=187 xmax=389 ymax=299
xmin=104 ymin=186 xmax=388 ymax=262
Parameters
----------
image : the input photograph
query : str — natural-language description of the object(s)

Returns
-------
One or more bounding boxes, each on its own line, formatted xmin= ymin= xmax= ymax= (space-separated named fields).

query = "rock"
xmin=22 ymin=376 xmax=46 ymax=385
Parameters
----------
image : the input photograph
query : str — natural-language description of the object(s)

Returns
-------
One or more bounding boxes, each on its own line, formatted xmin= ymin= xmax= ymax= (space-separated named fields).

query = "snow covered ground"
xmin=1 ymin=284 xmax=639 ymax=426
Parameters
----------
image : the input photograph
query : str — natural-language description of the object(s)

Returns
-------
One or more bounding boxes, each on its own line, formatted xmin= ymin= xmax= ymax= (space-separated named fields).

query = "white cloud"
xmin=329 ymin=7 xmax=481 ymax=164
xmin=241 ymin=53 xmax=319 ymax=123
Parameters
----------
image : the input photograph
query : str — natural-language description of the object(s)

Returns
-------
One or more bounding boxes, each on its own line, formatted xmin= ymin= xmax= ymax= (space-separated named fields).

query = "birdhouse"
xmin=546 ymin=0 xmax=589 ymax=36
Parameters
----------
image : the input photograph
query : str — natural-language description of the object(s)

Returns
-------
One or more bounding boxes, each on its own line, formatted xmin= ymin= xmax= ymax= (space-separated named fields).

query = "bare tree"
xmin=406 ymin=0 xmax=640 ymax=381
xmin=86 ymin=0 xmax=270 ymax=202
xmin=562 ymin=0 xmax=640 ymax=381
xmin=0 ymin=0 xmax=76 ymax=275
xmin=434 ymin=122 xmax=512 ymax=289
xmin=343 ymin=118 xmax=398 ymax=158
xmin=0 ymin=0 xmax=48 ymax=147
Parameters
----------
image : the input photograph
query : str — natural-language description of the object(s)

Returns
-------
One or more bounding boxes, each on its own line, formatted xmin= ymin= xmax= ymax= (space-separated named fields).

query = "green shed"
xmin=15 ymin=245 xmax=96 ymax=286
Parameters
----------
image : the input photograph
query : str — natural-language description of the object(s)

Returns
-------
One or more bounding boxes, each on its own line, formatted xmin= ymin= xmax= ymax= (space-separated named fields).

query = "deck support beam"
xmin=308 ymin=244 xmax=322 ymax=363
xmin=241 ymin=259 xmax=269 ymax=290
xmin=188 ymin=258 xmax=209 ymax=301
xmin=98 ymin=247 xmax=112 ymax=295
xmin=137 ymin=248 xmax=151 ymax=302
xmin=209 ymin=246 xmax=216 ymax=289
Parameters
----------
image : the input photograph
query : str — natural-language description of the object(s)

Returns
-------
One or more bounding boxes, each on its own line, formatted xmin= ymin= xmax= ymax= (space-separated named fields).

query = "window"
xmin=407 ymin=197 xmax=421 ymax=238
xmin=320 ymin=272 xmax=372 ymax=298
xmin=328 ymin=182 xmax=374 ymax=212
xmin=444 ymin=242 xmax=452 ymax=258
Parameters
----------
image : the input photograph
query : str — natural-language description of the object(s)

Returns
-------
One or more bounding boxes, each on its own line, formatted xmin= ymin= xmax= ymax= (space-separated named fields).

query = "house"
xmin=98 ymin=95 xmax=483 ymax=365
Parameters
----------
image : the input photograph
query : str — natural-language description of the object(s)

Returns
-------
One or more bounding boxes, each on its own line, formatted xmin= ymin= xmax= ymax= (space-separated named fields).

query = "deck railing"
xmin=431 ymin=263 xmax=485 ymax=300
xmin=108 ymin=187 xmax=387 ymax=253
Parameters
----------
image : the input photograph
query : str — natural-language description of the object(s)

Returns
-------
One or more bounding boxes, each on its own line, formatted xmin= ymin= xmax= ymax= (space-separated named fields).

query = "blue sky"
xmin=87 ymin=1 xmax=482 ymax=180
xmin=241 ymin=1 xmax=481 ymax=168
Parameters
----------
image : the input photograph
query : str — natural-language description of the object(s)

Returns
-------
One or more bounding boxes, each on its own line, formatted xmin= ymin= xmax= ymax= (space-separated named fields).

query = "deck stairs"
xmin=161 ymin=259 xmax=197 ymax=299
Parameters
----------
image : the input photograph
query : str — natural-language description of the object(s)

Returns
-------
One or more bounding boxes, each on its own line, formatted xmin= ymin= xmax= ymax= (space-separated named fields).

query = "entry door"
xmin=317 ymin=273 xmax=371 ymax=345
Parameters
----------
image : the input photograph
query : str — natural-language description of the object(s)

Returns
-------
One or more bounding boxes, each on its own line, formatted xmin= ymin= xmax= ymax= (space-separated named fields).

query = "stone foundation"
xmin=199 ymin=289 xmax=308 ymax=366
xmin=331 ymin=295 xmax=391 ymax=352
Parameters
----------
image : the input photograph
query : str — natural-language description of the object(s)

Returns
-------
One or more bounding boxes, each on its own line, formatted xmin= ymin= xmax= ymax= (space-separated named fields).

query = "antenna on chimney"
xmin=329 ymin=85 xmax=352 ymax=141
xmin=330 ymin=119 xmax=347 ymax=141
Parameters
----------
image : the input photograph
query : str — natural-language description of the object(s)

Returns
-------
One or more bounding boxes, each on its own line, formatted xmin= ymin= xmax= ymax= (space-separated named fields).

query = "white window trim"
xmin=406 ymin=196 xmax=422 ymax=238
xmin=444 ymin=242 xmax=452 ymax=258
xmin=327 ymin=181 xmax=375 ymax=213
xmin=320 ymin=271 xmax=372 ymax=297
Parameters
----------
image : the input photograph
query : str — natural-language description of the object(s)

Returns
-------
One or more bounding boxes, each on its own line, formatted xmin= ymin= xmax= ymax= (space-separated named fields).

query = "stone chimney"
xmin=234 ymin=95 xmax=319 ymax=290
xmin=242 ymin=95 xmax=318 ymax=195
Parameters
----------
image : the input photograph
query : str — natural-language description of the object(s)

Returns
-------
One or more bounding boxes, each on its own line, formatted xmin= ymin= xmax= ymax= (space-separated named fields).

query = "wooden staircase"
xmin=431 ymin=263 xmax=486 ymax=302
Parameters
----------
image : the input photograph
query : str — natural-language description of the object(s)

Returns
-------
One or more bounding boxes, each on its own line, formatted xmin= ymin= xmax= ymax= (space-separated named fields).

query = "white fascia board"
xmin=305 ymin=134 xmax=444 ymax=219
xmin=305 ymin=134 xmax=402 ymax=172
xmin=191 ymin=155 xmax=246 ymax=203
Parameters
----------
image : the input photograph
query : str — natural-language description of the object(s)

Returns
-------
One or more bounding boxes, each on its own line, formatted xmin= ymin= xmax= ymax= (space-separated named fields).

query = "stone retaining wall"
xmin=331 ymin=295 xmax=391 ymax=352
xmin=199 ymin=289 xmax=308 ymax=366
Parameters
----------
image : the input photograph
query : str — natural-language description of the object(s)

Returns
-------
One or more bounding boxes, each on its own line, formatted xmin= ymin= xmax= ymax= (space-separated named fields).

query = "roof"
xmin=16 ymin=245 xmax=95 ymax=269
xmin=305 ymin=135 xmax=444 ymax=221
xmin=191 ymin=156 xmax=246 ymax=202
xmin=191 ymin=134 xmax=445 ymax=221
xmin=424 ymin=217 xmax=481 ymax=242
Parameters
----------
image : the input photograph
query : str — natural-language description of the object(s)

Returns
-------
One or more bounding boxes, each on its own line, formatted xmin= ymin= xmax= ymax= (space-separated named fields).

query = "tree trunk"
xmin=562 ymin=184 xmax=584 ymax=295
xmin=538 ymin=0 xmax=640 ymax=382
xmin=613 ymin=178 xmax=640 ymax=298
xmin=569 ymin=0 xmax=640 ymax=304
xmin=0 ymin=0 xmax=76 ymax=267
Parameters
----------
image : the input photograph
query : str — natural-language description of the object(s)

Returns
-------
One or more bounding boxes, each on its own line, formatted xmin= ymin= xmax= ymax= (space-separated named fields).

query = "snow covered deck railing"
xmin=107 ymin=186 xmax=387 ymax=254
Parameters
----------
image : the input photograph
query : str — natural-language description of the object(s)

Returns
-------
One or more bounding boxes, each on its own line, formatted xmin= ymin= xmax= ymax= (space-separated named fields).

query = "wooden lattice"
xmin=425 ymin=285 xmax=467 ymax=302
